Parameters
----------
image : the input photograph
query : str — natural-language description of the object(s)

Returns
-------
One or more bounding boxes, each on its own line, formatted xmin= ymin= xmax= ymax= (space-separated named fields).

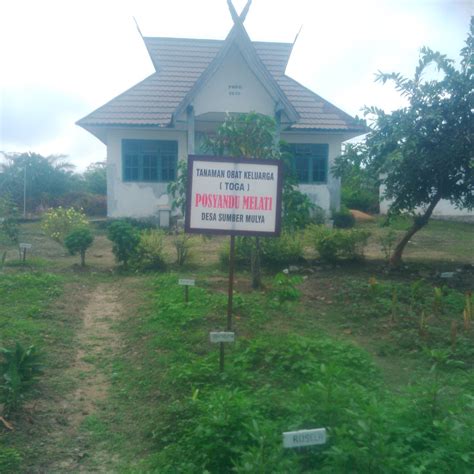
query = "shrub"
xmin=174 ymin=232 xmax=193 ymax=266
xmin=107 ymin=220 xmax=140 ymax=268
xmin=0 ymin=195 xmax=19 ymax=244
xmin=261 ymin=232 xmax=304 ymax=267
xmin=0 ymin=342 xmax=43 ymax=414
xmin=332 ymin=206 xmax=355 ymax=228
xmin=219 ymin=232 xmax=304 ymax=268
xmin=41 ymin=207 xmax=89 ymax=244
xmin=64 ymin=227 xmax=94 ymax=267
xmin=270 ymin=272 xmax=302 ymax=305
xmin=306 ymin=224 xmax=370 ymax=262
xmin=135 ymin=229 xmax=166 ymax=270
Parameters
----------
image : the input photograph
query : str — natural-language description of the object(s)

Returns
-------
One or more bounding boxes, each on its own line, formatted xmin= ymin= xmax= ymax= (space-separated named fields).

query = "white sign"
xmin=19 ymin=243 xmax=32 ymax=250
xmin=283 ymin=428 xmax=327 ymax=448
xmin=210 ymin=331 xmax=235 ymax=343
xmin=185 ymin=156 xmax=282 ymax=236
xmin=178 ymin=279 xmax=195 ymax=286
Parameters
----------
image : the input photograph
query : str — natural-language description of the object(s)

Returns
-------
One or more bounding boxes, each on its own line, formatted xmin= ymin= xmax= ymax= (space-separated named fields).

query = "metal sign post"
xmin=220 ymin=235 xmax=236 ymax=371
xmin=184 ymin=155 xmax=283 ymax=372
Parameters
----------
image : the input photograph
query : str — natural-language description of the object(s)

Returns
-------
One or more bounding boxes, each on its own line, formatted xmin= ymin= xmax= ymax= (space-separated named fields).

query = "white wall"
xmin=380 ymin=185 xmax=474 ymax=220
xmin=193 ymin=45 xmax=275 ymax=117
xmin=106 ymin=128 xmax=187 ymax=219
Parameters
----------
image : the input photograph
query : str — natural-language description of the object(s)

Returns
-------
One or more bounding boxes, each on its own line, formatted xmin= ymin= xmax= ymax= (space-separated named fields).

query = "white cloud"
xmin=0 ymin=0 xmax=471 ymax=170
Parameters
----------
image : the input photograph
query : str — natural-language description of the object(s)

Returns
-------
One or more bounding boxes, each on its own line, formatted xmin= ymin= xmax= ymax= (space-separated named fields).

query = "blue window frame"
xmin=122 ymin=139 xmax=178 ymax=182
xmin=288 ymin=143 xmax=328 ymax=184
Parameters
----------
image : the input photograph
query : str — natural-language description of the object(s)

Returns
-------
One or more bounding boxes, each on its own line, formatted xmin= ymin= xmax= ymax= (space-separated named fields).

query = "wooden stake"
xmin=221 ymin=235 xmax=236 ymax=372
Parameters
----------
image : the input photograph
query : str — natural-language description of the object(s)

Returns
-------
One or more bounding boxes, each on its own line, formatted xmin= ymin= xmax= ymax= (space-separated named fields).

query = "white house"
xmin=77 ymin=1 xmax=366 ymax=222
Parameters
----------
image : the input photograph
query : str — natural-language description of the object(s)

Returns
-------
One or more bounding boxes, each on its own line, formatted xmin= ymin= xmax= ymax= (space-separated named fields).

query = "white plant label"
xmin=178 ymin=279 xmax=195 ymax=286
xmin=283 ymin=428 xmax=327 ymax=448
xmin=19 ymin=243 xmax=32 ymax=250
xmin=209 ymin=331 xmax=235 ymax=343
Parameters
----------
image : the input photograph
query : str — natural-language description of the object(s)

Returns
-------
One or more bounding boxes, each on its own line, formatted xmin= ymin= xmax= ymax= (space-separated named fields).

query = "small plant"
xmin=42 ymin=206 xmax=88 ymax=244
xmin=0 ymin=447 xmax=22 ymax=472
xmin=167 ymin=160 xmax=188 ymax=216
xmin=378 ymin=229 xmax=397 ymax=262
xmin=64 ymin=227 xmax=94 ymax=267
xmin=433 ymin=287 xmax=444 ymax=316
xmin=174 ymin=232 xmax=193 ymax=266
xmin=270 ymin=272 xmax=302 ymax=305
xmin=107 ymin=220 xmax=140 ymax=269
xmin=0 ymin=342 xmax=43 ymax=414
xmin=463 ymin=292 xmax=472 ymax=331
xmin=136 ymin=229 xmax=166 ymax=270
xmin=332 ymin=206 xmax=355 ymax=229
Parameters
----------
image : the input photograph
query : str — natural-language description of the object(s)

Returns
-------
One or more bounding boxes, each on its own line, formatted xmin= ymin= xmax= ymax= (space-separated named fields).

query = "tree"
xmin=0 ymin=152 xmax=81 ymax=213
xmin=64 ymin=227 xmax=94 ymax=267
xmin=82 ymin=161 xmax=107 ymax=195
xmin=362 ymin=19 xmax=473 ymax=266
xmin=332 ymin=142 xmax=379 ymax=213
xmin=205 ymin=112 xmax=313 ymax=288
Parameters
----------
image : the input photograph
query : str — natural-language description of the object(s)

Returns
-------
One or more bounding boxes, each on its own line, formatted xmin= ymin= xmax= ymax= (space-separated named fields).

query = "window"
xmin=288 ymin=143 xmax=328 ymax=184
xmin=122 ymin=139 xmax=178 ymax=182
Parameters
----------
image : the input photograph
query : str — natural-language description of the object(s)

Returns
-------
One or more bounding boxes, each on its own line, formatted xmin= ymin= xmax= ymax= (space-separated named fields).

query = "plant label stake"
xmin=19 ymin=243 xmax=32 ymax=262
xmin=283 ymin=428 xmax=327 ymax=448
xmin=179 ymin=278 xmax=195 ymax=303
xmin=210 ymin=332 xmax=235 ymax=343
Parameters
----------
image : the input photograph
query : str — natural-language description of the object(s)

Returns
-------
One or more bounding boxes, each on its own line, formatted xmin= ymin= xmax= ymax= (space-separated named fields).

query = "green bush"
xmin=0 ymin=195 xmax=19 ymax=245
xmin=332 ymin=207 xmax=355 ymax=228
xmin=135 ymin=229 xmax=166 ymax=270
xmin=270 ymin=272 xmax=302 ymax=305
xmin=306 ymin=224 xmax=370 ymax=262
xmin=173 ymin=232 xmax=193 ymax=266
xmin=107 ymin=220 xmax=140 ymax=268
xmin=341 ymin=185 xmax=379 ymax=213
xmin=64 ymin=227 xmax=94 ymax=267
xmin=220 ymin=232 xmax=304 ymax=268
xmin=0 ymin=342 xmax=43 ymax=414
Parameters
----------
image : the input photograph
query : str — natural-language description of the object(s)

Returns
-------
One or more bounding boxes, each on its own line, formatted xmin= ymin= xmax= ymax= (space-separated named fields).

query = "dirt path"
xmin=43 ymin=282 xmax=122 ymax=473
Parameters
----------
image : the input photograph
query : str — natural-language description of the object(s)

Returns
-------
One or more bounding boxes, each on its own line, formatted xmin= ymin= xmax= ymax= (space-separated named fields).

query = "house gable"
xmin=192 ymin=44 xmax=276 ymax=118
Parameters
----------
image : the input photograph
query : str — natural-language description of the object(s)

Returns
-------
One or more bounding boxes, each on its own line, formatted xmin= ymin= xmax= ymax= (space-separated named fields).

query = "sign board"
xmin=178 ymin=278 xmax=195 ymax=286
xmin=283 ymin=428 xmax=327 ymax=448
xmin=185 ymin=155 xmax=283 ymax=236
xmin=19 ymin=243 xmax=32 ymax=250
xmin=210 ymin=331 xmax=235 ymax=343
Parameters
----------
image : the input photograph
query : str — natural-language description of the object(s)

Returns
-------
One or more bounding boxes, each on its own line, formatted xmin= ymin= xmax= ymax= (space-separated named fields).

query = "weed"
xmin=0 ymin=342 xmax=43 ymax=414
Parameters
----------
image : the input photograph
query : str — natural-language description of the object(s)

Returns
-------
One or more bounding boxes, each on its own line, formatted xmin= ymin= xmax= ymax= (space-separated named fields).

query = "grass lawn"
xmin=0 ymin=217 xmax=472 ymax=472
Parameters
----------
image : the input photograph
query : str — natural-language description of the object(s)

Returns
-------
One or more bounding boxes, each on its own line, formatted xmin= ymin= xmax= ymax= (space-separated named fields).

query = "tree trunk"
xmin=390 ymin=196 xmax=441 ymax=267
xmin=251 ymin=237 xmax=262 ymax=289
xmin=80 ymin=249 xmax=86 ymax=267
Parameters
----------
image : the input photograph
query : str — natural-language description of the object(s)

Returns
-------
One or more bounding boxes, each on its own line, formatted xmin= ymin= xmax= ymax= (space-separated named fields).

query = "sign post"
xmin=19 ymin=243 xmax=32 ymax=262
xmin=178 ymin=278 xmax=195 ymax=303
xmin=185 ymin=155 xmax=283 ymax=370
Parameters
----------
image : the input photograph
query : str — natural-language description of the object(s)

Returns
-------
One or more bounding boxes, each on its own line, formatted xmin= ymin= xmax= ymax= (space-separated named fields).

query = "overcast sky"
xmin=0 ymin=0 xmax=471 ymax=171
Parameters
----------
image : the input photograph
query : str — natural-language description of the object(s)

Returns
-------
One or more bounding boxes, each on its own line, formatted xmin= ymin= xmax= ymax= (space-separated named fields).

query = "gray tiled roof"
xmin=77 ymin=37 xmax=365 ymax=133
